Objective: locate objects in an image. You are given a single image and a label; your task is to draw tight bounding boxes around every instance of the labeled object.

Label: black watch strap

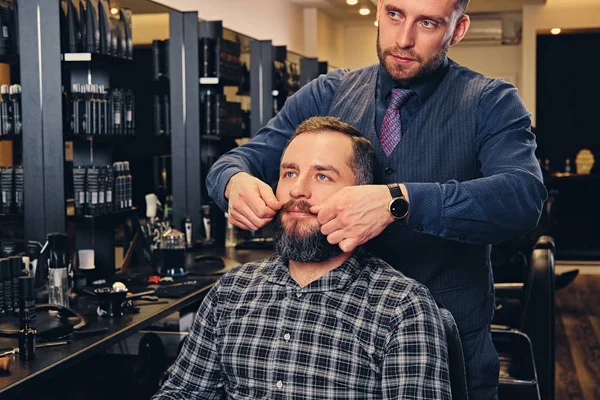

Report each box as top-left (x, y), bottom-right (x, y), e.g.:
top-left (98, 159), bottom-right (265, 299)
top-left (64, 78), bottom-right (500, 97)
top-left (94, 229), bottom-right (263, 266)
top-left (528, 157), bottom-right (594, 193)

top-left (387, 183), bottom-right (402, 198)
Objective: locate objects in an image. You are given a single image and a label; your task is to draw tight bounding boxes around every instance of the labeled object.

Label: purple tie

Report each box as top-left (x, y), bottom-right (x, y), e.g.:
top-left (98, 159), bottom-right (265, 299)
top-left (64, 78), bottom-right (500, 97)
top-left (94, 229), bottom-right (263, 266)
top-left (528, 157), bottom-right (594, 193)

top-left (380, 88), bottom-right (412, 157)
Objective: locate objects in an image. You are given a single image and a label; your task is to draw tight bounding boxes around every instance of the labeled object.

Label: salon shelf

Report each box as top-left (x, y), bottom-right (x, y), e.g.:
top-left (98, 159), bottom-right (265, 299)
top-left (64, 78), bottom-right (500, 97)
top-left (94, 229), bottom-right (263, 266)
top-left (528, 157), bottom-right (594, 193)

top-left (0, 134), bottom-right (21, 141)
top-left (61, 53), bottom-right (132, 64)
top-left (67, 207), bottom-right (138, 222)
top-left (199, 77), bottom-right (239, 87)
top-left (0, 54), bottom-right (19, 65)
top-left (201, 135), bottom-right (221, 141)
top-left (64, 134), bottom-right (135, 143)
top-left (0, 213), bottom-right (24, 222)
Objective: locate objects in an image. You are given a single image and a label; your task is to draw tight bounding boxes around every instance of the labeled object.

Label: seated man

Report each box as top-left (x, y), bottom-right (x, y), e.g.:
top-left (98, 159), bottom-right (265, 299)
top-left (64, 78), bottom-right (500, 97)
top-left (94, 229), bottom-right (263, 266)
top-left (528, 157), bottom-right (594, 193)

top-left (153, 117), bottom-right (450, 399)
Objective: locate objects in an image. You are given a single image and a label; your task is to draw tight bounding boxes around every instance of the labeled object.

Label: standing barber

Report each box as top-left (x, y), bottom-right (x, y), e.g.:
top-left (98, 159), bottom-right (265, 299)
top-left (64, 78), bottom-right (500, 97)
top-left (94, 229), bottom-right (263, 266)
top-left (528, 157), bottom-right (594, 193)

top-left (207, 0), bottom-right (547, 398)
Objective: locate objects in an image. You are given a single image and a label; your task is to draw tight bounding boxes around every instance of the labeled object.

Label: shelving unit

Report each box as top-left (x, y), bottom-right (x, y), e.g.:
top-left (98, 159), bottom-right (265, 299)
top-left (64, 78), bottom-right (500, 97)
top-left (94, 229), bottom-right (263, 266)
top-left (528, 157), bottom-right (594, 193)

top-left (61, 52), bottom-right (132, 63)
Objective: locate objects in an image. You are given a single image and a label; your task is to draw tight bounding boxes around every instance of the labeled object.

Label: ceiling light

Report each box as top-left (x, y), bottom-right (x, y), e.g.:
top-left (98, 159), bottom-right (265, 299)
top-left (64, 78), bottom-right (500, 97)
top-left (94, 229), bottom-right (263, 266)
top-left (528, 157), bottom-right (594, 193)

top-left (374, 20), bottom-right (379, 27)
top-left (551, 28), bottom-right (561, 35)
top-left (110, 7), bottom-right (119, 15)
top-left (359, 7), bottom-right (371, 16)
top-left (346, 0), bottom-right (358, 5)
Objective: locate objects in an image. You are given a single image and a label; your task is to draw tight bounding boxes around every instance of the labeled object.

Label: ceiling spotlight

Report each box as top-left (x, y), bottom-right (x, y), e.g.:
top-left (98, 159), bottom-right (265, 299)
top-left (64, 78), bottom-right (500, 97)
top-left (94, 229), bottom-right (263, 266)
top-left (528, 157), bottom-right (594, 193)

top-left (374, 20), bottom-right (379, 27)
top-left (551, 28), bottom-right (561, 35)
top-left (346, 0), bottom-right (358, 5)
top-left (359, 7), bottom-right (371, 16)
top-left (110, 7), bottom-right (119, 15)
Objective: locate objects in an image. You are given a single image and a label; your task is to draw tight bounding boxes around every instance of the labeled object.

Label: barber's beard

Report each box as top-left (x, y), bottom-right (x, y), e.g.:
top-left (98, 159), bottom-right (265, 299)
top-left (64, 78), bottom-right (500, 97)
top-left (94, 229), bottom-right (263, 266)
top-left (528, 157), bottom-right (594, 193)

top-left (273, 200), bottom-right (343, 263)
top-left (376, 27), bottom-right (449, 86)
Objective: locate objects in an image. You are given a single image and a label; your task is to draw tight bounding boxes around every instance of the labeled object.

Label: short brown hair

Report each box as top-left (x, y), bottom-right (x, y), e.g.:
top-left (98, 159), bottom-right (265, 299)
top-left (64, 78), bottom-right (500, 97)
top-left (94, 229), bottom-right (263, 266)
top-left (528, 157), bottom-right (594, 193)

top-left (284, 116), bottom-right (376, 185)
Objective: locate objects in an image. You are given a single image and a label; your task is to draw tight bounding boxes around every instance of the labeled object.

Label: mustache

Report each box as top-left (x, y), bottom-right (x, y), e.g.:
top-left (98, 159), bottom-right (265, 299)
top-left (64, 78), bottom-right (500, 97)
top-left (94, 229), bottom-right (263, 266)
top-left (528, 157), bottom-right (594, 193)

top-left (282, 200), bottom-right (313, 213)
top-left (382, 47), bottom-right (422, 63)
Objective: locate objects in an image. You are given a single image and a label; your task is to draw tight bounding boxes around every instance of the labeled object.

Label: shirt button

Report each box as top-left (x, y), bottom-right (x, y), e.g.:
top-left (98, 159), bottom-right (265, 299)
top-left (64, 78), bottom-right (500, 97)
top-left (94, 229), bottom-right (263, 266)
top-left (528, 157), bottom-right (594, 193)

top-left (296, 293), bottom-right (302, 298)
top-left (276, 381), bottom-right (283, 388)
top-left (417, 224), bottom-right (424, 232)
top-left (385, 167), bottom-right (394, 175)
top-left (283, 333), bottom-right (291, 342)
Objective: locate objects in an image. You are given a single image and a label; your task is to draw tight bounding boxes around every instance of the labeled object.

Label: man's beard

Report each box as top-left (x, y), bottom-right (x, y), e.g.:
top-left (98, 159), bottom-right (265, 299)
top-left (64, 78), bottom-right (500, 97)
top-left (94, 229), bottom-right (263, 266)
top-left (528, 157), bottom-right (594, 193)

top-left (376, 27), bottom-right (449, 86)
top-left (273, 200), bottom-right (343, 263)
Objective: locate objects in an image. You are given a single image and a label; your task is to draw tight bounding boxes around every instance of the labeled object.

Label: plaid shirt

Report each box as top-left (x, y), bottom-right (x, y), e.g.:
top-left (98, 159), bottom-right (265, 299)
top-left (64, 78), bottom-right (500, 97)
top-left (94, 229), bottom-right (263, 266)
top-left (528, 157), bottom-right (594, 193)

top-left (153, 249), bottom-right (451, 399)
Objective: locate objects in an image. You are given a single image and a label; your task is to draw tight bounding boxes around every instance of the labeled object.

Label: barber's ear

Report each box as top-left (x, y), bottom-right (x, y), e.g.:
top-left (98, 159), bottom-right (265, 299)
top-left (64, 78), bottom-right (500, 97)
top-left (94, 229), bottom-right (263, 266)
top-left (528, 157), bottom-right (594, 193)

top-left (450, 14), bottom-right (470, 46)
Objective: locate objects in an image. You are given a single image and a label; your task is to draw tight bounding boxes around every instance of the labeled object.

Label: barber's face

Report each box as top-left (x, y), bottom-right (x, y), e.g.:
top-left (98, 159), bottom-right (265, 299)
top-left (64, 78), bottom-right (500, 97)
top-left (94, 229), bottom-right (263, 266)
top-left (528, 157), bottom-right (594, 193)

top-left (276, 131), bottom-right (357, 237)
top-left (273, 131), bottom-right (356, 262)
top-left (376, 0), bottom-right (469, 85)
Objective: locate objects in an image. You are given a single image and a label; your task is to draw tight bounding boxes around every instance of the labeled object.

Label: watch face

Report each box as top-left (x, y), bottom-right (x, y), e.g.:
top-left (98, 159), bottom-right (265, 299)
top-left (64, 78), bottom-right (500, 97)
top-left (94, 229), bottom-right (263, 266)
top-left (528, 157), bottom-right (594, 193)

top-left (390, 198), bottom-right (409, 219)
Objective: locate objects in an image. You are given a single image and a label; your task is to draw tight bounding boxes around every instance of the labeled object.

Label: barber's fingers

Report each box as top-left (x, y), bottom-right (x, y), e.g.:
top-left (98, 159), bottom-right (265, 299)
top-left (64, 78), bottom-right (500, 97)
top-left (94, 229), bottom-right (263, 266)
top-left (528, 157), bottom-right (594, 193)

top-left (339, 237), bottom-right (360, 253)
top-left (229, 203), bottom-right (273, 231)
top-left (321, 218), bottom-right (343, 237)
top-left (310, 203), bottom-right (337, 226)
top-left (325, 229), bottom-right (346, 245)
top-left (258, 184), bottom-right (283, 212)
top-left (228, 212), bottom-right (258, 231)
top-left (242, 185), bottom-right (280, 221)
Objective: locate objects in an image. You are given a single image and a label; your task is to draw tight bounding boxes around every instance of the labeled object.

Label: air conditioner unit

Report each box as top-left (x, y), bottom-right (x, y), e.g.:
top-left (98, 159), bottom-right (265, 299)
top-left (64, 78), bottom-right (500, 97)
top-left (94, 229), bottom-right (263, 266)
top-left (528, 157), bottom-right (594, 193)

top-left (462, 19), bottom-right (503, 44)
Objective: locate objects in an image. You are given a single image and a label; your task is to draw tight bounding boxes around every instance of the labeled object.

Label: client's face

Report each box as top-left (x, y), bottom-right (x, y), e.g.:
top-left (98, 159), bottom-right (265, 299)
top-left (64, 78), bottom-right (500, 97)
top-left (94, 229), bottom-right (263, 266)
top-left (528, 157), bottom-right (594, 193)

top-left (274, 131), bottom-right (357, 262)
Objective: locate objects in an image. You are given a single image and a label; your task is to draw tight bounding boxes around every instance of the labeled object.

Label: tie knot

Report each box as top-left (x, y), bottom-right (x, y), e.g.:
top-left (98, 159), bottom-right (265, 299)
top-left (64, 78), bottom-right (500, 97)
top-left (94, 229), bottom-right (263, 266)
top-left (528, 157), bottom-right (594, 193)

top-left (390, 88), bottom-right (413, 109)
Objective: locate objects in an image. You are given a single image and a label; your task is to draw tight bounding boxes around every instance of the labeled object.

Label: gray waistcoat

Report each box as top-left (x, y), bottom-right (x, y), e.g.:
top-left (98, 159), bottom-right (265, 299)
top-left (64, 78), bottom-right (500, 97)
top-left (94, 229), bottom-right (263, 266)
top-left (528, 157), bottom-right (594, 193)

top-left (328, 62), bottom-right (494, 333)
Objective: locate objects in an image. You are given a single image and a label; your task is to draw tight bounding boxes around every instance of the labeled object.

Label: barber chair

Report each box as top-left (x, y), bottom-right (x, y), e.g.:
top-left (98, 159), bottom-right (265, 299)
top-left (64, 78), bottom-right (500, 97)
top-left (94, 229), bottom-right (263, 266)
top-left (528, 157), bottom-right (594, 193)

top-left (492, 235), bottom-right (555, 400)
top-left (438, 305), bottom-right (469, 399)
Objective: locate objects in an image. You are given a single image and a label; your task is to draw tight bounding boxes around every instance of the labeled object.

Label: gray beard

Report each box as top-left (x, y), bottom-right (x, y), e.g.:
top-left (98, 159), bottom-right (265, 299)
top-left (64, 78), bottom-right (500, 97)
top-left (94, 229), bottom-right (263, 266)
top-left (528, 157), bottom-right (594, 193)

top-left (273, 212), bottom-right (343, 263)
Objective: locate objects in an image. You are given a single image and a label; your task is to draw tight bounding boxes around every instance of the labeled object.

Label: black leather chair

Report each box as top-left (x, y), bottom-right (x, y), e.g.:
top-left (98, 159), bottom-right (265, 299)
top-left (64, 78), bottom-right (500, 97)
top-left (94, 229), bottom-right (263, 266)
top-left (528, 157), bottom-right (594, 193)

top-left (438, 305), bottom-right (469, 399)
top-left (493, 328), bottom-right (541, 400)
top-left (493, 235), bottom-right (555, 400)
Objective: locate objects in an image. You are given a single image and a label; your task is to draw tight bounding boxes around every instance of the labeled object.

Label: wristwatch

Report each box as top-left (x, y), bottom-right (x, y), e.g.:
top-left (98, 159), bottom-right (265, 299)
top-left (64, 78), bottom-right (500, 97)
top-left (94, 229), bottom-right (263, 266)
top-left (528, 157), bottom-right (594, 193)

top-left (387, 183), bottom-right (409, 220)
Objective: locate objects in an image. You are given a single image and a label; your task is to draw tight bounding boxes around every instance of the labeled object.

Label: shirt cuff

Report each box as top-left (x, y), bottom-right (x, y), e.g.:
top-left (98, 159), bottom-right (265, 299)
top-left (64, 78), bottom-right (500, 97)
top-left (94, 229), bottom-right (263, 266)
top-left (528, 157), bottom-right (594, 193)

top-left (403, 182), bottom-right (443, 236)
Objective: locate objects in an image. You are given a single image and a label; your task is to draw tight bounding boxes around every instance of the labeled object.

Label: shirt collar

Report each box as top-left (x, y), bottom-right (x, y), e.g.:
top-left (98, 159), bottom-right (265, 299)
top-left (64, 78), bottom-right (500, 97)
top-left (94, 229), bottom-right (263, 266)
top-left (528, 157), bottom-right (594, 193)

top-left (267, 249), bottom-right (367, 292)
top-left (379, 56), bottom-right (449, 103)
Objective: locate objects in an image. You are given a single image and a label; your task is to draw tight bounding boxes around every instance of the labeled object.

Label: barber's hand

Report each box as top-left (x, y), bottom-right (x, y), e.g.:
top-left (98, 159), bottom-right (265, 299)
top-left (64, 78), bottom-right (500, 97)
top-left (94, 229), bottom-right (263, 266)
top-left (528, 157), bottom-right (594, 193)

top-left (225, 172), bottom-right (282, 231)
top-left (310, 185), bottom-right (395, 253)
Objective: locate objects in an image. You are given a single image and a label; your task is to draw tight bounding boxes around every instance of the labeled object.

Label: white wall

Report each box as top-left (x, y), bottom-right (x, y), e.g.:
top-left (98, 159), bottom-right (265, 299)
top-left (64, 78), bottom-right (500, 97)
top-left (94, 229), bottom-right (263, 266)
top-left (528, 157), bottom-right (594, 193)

top-left (132, 14), bottom-right (170, 45)
top-left (448, 44), bottom-right (522, 91)
top-left (343, 25), bottom-right (378, 70)
top-left (303, 9), bottom-right (318, 57)
top-left (152, 0), bottom-right (305, 54)
top-left (522, 0), bottom-right (600, 126)
top-left (316, 11), bottom-right (346, 69)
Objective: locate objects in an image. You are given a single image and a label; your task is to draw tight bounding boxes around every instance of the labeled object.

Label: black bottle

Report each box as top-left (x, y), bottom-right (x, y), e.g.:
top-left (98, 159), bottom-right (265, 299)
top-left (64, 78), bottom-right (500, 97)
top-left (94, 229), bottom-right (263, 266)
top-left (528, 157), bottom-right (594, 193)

top-left (105, 165), bottom-right (114, 212)
top-left (123, 161), bottom-right (132, 208)
top-left (10, 256), bottom-right (21, 312)
top-left (10, 84), bottom-right (21, 136)
top-left (124, 90), bottom-right (134, 135)
top-left (99, 85), bottom-right (108, 135)
top-left (73, 165), bottom-right (86, 215)
top-left (0, 84), bottom-right (11, 136)
top-left (83, 84), bottom-right (92, 135)
top-left (71, 83), bottom-right (81, 135)
top-left (0, 258), bottom-right (5, 317)
top-left (19, 321), bottom-right (36, 361)
top-left (19, 276), bottom-right (36, 330)
top-left (2, 258), bottom-right (11, 313)
top-left (110, 89), bottom-right (123, 135)
top-left (98, 166), bottom-right (106, 214)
